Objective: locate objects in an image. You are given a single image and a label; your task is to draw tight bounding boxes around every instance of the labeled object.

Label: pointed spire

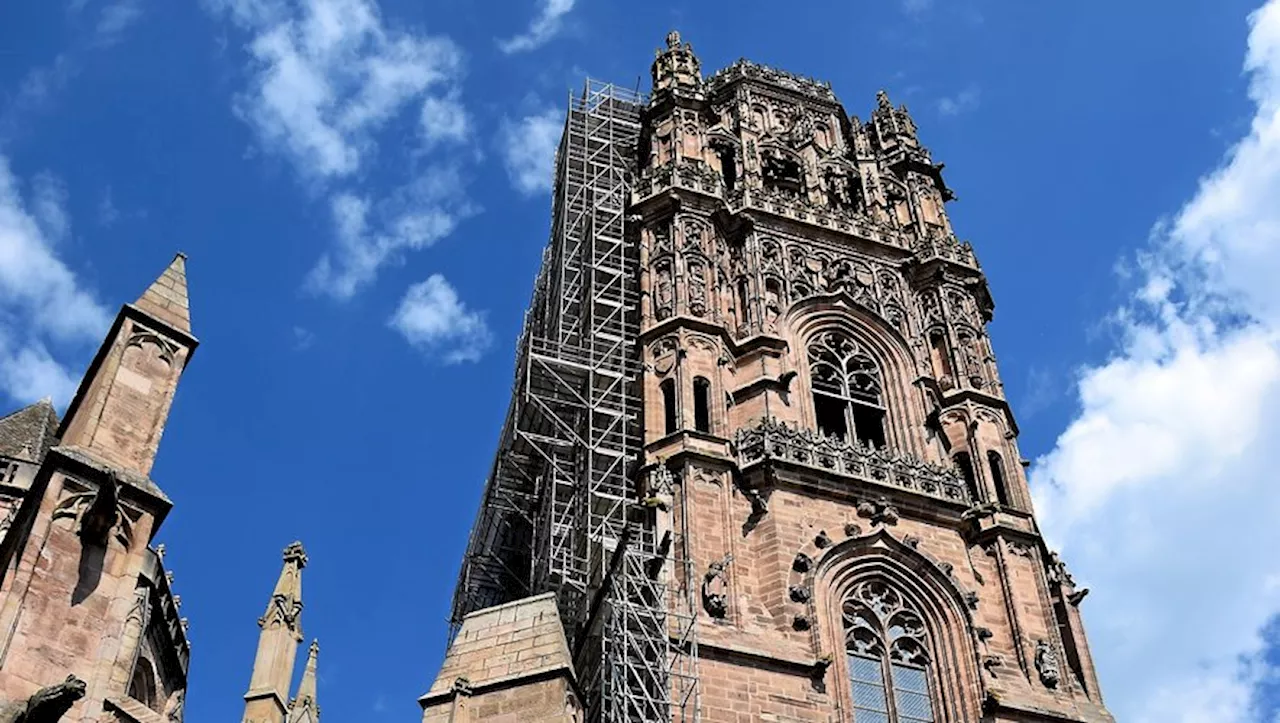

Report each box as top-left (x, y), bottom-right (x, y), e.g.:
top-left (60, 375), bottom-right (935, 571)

top-left (243, 542), bottom-right (308, 723)
top-left (134, 252), bottom-right (191, 335)
top-left (288, 640), bottom-right (320, 723)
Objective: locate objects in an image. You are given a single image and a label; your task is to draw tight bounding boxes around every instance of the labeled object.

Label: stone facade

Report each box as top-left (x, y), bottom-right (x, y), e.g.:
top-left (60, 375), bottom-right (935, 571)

top-left (0, 255), bottom-right (194, 723)
top-left (430, 31), bottom-right (1114, 723)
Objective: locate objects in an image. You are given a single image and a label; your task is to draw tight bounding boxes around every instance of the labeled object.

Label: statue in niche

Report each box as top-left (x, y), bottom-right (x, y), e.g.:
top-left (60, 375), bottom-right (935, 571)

top-left (958, 332), bottom-right (984, 387)
top-left (654, 261), bottom-right (674, 320)
top-left (823, 168), bottom-right (854, 211)
top-left (688, 261), bottom-right (708, 317)
top-left (701, 555), bottom-right (733, 618)
top-left (764, 283), bottom-right (781, 331)
top-left (1035, 640), bottom-right (1062, 689)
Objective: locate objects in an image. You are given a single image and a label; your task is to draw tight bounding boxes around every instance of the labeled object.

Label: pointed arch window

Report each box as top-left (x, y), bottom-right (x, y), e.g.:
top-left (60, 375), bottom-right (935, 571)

top-left (987, 451), bottom-right (1010, 507)
top-left (844, 580), bottom-right (936, 723)
top-left (693, 377), bottom-right (712, 434)
top-left (809, 331), bottom-right (886, 448)
top-left (661, 379), bottom-right (678, 435)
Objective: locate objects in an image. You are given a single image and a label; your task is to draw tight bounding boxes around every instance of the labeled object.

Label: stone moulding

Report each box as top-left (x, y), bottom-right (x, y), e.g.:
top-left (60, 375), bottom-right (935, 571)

top-left (733, 417), bottom-right (970, 504)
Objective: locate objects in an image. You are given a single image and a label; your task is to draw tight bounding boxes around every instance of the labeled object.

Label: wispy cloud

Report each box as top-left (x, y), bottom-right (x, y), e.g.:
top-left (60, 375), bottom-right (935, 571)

top-left (900, 0), bottom-right (932, 18)
top-left (937, 85), bottom-right (980, 116)
top-left (306, 168), bottom-right (476, 300)
top-left (0, 157), bottom-right (110, 406)
top-left (388, 275), bottom-right (491, 364)
top-left (92, 0), bottom-right (144, 48)
top-left (1032, 2), bottom-right (1280, 720)
top-left (2, 1), bottom-right (145, 142)
top-left (207, 0), bottom-right (479, 300)
top-left (498, 0), bottom-right (577, 54)
top-left (499, 107), bottom-right (563, 196)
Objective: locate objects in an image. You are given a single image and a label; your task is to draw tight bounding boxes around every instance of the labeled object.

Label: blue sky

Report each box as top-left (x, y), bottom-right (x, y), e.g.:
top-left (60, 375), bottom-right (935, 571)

top-left (3, 0), bottom-right (1280, 720)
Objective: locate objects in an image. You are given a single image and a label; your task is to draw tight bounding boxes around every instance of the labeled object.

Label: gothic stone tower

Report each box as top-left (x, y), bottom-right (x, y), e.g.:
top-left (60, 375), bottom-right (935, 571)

top-left (428, 32), bottom-right (1113, 723)
top-left (0, 254), bottom-right (194, 723)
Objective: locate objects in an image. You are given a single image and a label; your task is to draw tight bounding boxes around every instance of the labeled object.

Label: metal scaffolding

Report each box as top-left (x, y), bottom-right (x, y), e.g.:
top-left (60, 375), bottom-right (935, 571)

top-left (448, 80), bottom-right (699, 722)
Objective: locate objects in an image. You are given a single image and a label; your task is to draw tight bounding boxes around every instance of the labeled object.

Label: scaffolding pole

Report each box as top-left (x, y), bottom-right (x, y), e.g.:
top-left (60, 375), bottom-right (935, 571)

top-left (448, 80), bottom-right (699, 723)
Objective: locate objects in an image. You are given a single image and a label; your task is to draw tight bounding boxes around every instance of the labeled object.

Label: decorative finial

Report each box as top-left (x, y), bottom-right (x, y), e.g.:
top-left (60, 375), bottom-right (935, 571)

top-left (666, 30), bottom-right (681, 49)
top-left (283, 541), bottom-right (309, 568)
top-left (309, 639), bottom-right (320, 655)
top-left (156, 543), bottom-right (166, 559)
top-left (877, 90), bottom-right (892, 112)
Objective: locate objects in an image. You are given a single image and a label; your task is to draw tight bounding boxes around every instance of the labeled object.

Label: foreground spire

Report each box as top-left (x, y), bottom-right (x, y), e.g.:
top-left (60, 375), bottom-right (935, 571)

top-left (242, 542), bottom-right (307, 723)
top-left (288, 640), bottom-right (320, 723)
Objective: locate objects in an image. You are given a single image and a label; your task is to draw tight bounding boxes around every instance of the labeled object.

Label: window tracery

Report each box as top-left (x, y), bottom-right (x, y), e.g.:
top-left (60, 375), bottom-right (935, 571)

top-left (844, 580), bottom-right (935, 723)
top-left (808, 331), bottom-right (886, 448)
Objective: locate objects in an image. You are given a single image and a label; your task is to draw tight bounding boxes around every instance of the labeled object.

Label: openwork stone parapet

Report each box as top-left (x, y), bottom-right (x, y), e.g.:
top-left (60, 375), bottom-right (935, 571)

top-left (734, 417), bottom-right (970, 504)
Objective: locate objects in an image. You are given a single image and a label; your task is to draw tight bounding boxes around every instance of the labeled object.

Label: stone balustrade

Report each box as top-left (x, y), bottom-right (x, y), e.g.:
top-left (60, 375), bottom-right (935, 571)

top-left (733, 418), bottom-right (970, 505)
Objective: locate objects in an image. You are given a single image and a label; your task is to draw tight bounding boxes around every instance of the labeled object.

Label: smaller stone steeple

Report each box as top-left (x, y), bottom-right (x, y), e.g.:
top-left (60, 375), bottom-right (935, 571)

top-left (58, 252), bottom-right (197, 477)
top-left (288, 640), bottom-right (320, 723)
top-left (242, 542), bottom-right (308, 723)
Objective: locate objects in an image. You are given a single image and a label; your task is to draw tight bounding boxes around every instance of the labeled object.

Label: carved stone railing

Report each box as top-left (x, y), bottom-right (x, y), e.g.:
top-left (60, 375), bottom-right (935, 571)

top-left (913, 233), bottom-right (979, 269)
top-left (734, 418), bottom-right (970, 504)
top-left (727, 188), bottom-right (909, 250)
top-left (707, 59), bottom-right (838, 104)
top-left (638, 158), bottom-right (723, 199)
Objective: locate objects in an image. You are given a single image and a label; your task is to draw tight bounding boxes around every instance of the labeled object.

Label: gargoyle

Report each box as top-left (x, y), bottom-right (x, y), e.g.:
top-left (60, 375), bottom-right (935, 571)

top-left (79, 472), bottom-right (121, 546)
top-left (0, 675), bottom-right (87, 723)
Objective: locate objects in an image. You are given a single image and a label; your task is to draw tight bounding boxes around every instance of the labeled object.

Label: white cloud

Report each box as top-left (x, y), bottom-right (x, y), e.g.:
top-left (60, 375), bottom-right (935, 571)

top-left (499, 107), bottom-right (562, 196)
top-left (420, 95), bottom-right (469, 147)
top-left (93, 0), bottom-right (144, 48)
top-left (1031, 2), bottom-right (1280, 721)
top-left (216, 0), bottom-right (463, 180)
top-left (305, 166), bottom-right (475, 299)
top-left (937, 85), bottom-right (980, 116)
top-left (0, 157), bottom-right (109, 407)
top-left (498, 0), bottom-right (576, 54)
top-left (388, 275), bottom-right (491, 363)
top-left (207, 0), bottom-right (478, 299)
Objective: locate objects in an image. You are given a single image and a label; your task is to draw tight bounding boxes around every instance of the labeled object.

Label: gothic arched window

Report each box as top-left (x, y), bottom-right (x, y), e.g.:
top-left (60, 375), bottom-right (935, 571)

top-left (809, 331), bottom-right (887, 448)
top-left (128, 658), bottom-right (159, 711)
top-left (661, 379), bottom-right (678, 435)
top-left (844, 580), bottom-right (936, 723)
top-left (693, 377), bottom-right (712, 434)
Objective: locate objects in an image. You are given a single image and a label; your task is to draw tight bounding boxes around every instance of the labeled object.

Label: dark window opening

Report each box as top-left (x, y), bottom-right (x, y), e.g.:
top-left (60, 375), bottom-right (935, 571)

top-left (661, 379), bottom-right (677, 435)
top-left (988, 451), bottom-right (1010, 506)
top-left (716, 144), bottom-right (737, 192)
top-left (129, 661), bottom-right (158, 711)
top-left (693, 377), bottom-right (712, 434)
top-left (955, 452), bottom-right (978, 500)
top-left (736, 279), bottom-right (751, 327)
top-left (928, 330), bottom-right (952, 380)
top-left (762, 152), bottom-right (803, 197)
top-left (814, 394), bottom-right (849, 441)
top-left (852, 404), bottom-right (887, 449)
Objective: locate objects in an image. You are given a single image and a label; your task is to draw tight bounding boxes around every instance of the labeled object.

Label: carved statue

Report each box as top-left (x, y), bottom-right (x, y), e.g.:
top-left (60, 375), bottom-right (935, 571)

top-left (0, 675), bottom-right (87, 723)
top-left (688, 262), bottom-right (708, 317)
top-left (654, 261), bottom-right (674, 320)
top-left (1035, 640), bottom-right (1062, 689)
top-left (163, 689), bottom-right (185, 722)
top-left (701, 555), bottom-right (733, 618)
top-left (79, 471), bottom-right (121, 546)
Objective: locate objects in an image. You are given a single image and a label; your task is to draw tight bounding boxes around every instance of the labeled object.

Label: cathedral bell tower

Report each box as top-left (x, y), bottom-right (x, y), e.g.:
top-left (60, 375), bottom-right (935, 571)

top-left (430, 31), bottom-right (1114, 723)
